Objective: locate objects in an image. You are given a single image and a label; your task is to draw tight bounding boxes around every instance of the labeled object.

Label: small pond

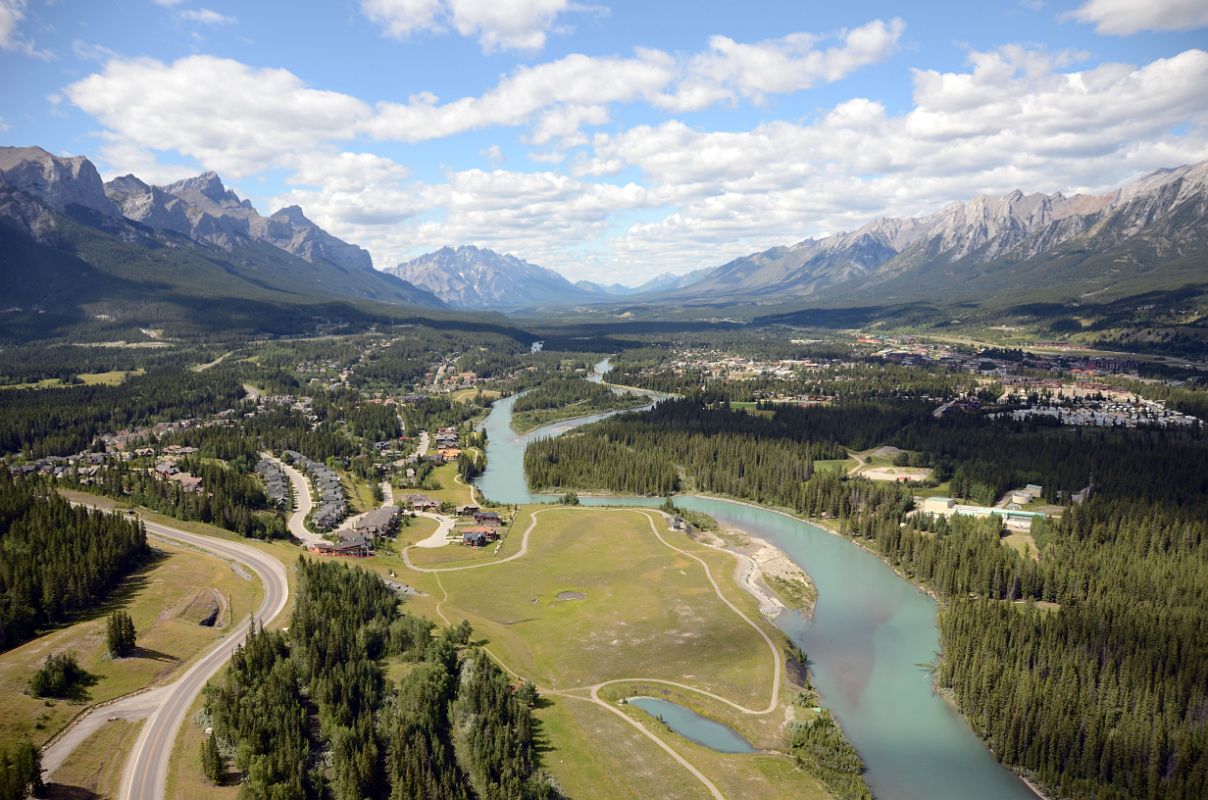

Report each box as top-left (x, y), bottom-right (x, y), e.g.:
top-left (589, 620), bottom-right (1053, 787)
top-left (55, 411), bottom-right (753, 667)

top-left (627, 697), bottom-right (756, 754)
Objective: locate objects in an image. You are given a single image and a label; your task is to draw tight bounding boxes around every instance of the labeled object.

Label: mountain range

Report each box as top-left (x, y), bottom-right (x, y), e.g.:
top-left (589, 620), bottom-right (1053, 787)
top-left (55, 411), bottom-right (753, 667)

top-left (657, 162), bottom-right (1208, 309)
top-left (390, 162), bottom-right (1208, 317)
top-left (0, 146), bottom-right (444, 340)
top-left (2, 143), bottom-right (1206, 339)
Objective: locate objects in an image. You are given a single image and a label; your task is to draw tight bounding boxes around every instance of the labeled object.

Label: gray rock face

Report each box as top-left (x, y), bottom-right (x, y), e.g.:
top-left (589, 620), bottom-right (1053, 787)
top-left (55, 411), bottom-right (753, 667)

top-left (388, 245), bottom-right (593, 309)
top-left (103, 171), bottom-right (374, 270)
top-left (262, 206), bottom-right (373, 272)
top-left (0, 146), bottom-right (120, 218)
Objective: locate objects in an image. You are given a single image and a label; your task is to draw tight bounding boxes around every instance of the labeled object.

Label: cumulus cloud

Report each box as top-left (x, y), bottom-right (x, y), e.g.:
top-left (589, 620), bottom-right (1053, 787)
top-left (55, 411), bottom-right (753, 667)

top-left (367, 50), bottom-right (676, 142)
top-left (62, 41), bottom-right (1208, 283)
top-left (66, 21), bottom-right (900, 164)
top-left (658, 18), bottom-right (904, 110)
top-left (367, 20), bottom-right (901, 144)
top-left (583, 47), bottom-right (1208, 275)
top-left (1067, 0), bottom-right (1208, 35)
top-left (362, 0), bottom-right (592, 52)
top-left (66, 55), bottom-right (371, 178)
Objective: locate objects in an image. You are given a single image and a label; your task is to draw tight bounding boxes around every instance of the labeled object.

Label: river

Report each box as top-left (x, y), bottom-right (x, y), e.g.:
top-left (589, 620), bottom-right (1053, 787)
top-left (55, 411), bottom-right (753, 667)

top-left (474, 360), bottom-right (1038, 800)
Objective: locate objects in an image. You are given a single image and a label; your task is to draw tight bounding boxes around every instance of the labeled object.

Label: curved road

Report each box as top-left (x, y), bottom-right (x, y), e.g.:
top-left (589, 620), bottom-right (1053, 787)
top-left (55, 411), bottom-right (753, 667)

top-left (120, 519), bottom-right (290, 800)
top-left (43, 510), bottom-right (290, 800)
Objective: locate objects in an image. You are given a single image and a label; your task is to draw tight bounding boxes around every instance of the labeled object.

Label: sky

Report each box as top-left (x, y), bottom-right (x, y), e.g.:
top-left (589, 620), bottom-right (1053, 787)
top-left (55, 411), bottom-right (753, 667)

top-left (2, 0), bottom-right (1207, 285)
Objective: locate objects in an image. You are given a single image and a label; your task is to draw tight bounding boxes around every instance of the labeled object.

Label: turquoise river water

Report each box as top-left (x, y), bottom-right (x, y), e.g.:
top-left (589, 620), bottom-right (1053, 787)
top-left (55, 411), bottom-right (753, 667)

top-left (473, 361), bottom-right (1039, 800)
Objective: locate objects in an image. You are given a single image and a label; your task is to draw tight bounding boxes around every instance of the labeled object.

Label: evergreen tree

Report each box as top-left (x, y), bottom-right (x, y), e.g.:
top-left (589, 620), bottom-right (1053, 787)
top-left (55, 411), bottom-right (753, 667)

top-left (107, 610), bottom-right (136, 658)
top-left (201, 732), bottom-right (224, 784)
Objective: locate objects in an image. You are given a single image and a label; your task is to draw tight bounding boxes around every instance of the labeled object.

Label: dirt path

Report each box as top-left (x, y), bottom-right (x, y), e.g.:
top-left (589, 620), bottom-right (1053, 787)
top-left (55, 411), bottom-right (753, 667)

top-left (412, 506), bottom-right (783, 800)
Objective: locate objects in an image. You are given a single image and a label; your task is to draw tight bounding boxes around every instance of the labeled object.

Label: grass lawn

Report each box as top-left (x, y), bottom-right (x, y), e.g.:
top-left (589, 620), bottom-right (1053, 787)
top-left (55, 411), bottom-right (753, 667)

top-left (511, 393), bottom-right (649, 434)
top-left (338, 467), bottom-right (378, 514)
top-left (79, 369), bottom-right (144, 385)
top-left (419, 462), bottom-right (476, 507)
top-left (165, 680), bottom-right (239, 800)
top-left (43, 718), bottom-right (141, 800)
top-left (1002, 530), bottom-right (1040, 560)
top-left (812, 459), bottom-right (855, 476)
top-left (428, 507), bottom-right (776, 707)
top-left (0, 538), bottom-right (263, 752)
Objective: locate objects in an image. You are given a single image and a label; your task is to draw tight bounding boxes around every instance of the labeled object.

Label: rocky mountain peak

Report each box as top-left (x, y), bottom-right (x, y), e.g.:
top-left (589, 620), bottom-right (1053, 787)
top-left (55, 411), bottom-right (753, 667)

top-left (163, 171), bottom-right (244, 208)
top-left (0, 145), bottom-right (120, 218)
top-left (270, 204), bottom-right (309, 224)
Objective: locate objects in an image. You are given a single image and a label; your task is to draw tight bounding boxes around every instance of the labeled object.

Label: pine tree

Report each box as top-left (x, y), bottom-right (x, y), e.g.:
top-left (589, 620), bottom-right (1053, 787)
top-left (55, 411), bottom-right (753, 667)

top-left (106, 610), bottom-right (136, 658)
top-left (201, 733), bottom-right (224, 784)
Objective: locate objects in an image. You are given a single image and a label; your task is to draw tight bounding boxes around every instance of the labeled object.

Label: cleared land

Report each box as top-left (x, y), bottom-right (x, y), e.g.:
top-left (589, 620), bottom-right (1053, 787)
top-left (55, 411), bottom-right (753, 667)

top-left (510, 393), bottom-right (649, 434)
top-left (452, 387), bottom-right (502, 403)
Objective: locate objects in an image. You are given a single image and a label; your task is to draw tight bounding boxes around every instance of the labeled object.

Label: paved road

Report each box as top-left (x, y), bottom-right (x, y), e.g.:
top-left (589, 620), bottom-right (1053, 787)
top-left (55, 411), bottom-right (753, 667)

top-left (117, 519), bottom-right (290, 800)
top-left (262, 454), bottom-right (323, 548)
top-left (413, 511), bottom-right (455, 548)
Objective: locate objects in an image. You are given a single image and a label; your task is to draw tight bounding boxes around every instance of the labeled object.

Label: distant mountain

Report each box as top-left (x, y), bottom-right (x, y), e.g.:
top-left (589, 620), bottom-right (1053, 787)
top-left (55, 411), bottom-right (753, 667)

top-left (575, 279), bottom-right (633, 296)
top-left (656, 162), bottom-right (1208, 308)
top-left (389, 245), bottom-right (604, 309)
top-left (0, 146), bottom-right (445, 339)
top-left (390, 245), bottom-right (718, 309)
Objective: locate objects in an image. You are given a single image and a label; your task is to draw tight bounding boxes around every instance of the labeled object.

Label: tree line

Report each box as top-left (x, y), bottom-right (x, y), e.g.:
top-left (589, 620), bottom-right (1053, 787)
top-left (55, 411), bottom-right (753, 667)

top-left (0, 367), bottom-right (247, 457)
top-left (0, 473), bottom-right (148, 650)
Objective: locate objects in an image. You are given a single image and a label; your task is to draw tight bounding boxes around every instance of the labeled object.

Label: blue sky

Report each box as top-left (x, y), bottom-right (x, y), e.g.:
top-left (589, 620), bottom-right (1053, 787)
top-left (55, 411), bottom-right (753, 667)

top-left (2, 0), bottom-right (1207, 283)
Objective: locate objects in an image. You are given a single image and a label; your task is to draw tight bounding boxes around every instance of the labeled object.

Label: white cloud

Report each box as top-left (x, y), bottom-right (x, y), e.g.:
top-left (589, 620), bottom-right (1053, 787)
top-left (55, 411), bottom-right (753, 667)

top-left (362, 0), bottom-right (591, 52)
top-left (66, 55), bottom-right (371, 178)
top-left (482, 144), bottom-right (506, 165)
top-left (367, 21), bottom-right (900, 144)
top-left (72, 39), bottom-right (119, 62)
top-left (0, 0), bottom-right (51, 58)
top-left (659, 18), bottom-right (904, 110)
top-left (1068, 0), bottom-right (1208, 35)
top-left (366, 50), bottom-right (676, 141)
top-left (0, 0), bottom-right (23, 48)
top-left (180, 8), bottom-right (238, 26)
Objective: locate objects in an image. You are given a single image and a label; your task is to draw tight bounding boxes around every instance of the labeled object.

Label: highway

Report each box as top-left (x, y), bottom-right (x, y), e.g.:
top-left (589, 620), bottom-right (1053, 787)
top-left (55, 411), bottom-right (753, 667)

top-left (42, 511), bottom-right (290, 800)
top-left (120, 519), bottom-right (290, 800)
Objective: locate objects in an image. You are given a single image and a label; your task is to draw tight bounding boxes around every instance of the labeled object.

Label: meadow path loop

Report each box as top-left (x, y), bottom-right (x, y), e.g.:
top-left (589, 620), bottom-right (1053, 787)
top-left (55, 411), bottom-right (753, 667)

top-left (409, 505), bottom-right (785, 800)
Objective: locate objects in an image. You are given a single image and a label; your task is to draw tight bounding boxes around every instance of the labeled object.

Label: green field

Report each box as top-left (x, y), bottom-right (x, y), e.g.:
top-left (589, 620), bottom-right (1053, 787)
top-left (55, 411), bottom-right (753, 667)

top-left (398, 506), bottom-right (830, 800)
top-left (511, 392), bottom-right (649, 433)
